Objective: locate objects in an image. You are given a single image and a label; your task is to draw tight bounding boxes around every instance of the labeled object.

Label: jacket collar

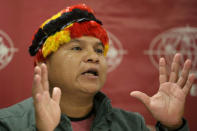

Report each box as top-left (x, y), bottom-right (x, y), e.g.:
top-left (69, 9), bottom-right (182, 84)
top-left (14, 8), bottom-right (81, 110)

top-left (92, 92), bottom-right (113, 124)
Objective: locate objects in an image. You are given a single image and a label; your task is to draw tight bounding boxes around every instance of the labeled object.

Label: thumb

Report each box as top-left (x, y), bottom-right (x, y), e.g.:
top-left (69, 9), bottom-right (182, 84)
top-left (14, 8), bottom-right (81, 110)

top-left (52, 87), bottom-right (61, 104)
top-left (130, 91), bottom-right (150, 107)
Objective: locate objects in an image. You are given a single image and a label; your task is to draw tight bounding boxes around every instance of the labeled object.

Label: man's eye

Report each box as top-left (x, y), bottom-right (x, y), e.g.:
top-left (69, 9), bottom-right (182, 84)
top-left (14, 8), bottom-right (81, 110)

top-left (95, 49), bottom-right (104, 54)
top-left (71, 47), bottom-right (82, 51)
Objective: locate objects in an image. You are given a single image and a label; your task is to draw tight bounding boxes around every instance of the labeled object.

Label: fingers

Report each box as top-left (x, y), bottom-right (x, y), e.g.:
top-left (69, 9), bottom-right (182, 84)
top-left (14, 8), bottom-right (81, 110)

top-left (34, 87), bottom-right (61, 114)
top-left (52, 87), bottom-right (61, 104)
top-left (32, 67), bottom-right (43, 99)
top-left (32, 63), bottom-right (50, 98)
top-left (34, 65), bottom-right (41, 76)
top-left (33, 66), bottom-right (45, 116)
top-left (159, 58), bottom-right (168, 84)
top-left (41, 64), bottom-right (49, 91)
top-left (177, 59), bottom-right (192, 87)
top-left (130, 91), bottom-right (150, 107)
top-left (160, 53), bottom-right (193, 89)
top-left (182, 74), bottom-right (195, 95)
top-left (169, 53), bottom-right (181, 83)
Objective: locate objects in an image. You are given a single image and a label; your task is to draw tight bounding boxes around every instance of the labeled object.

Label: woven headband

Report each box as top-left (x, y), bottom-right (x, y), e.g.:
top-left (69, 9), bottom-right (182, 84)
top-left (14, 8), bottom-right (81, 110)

top-left (29, 8), bottom-right (103, 56)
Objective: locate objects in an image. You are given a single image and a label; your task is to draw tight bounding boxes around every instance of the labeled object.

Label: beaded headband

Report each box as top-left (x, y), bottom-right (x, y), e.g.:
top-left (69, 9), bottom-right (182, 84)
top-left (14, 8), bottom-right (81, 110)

top-left (29, 4), bottom-right (109, 63)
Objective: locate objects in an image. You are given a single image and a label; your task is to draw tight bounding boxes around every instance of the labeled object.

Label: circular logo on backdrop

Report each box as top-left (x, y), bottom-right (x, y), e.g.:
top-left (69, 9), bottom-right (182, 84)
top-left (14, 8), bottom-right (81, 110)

top-left (0, 30), bottom-right (18, 70)
top-left (144, 26), bottom-right (197, 96)
top-left (106, 31), bottom-right (127, 72)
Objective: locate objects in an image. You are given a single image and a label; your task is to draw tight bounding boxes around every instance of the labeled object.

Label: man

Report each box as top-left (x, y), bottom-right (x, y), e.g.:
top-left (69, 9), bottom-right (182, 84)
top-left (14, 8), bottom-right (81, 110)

top-left (0, 4), bottom-right (195, 131)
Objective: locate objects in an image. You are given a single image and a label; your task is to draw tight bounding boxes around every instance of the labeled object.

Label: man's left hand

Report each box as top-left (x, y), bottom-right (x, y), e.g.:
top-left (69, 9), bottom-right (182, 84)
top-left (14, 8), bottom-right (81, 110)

top-left (130, 53), bottom-right (195, 130)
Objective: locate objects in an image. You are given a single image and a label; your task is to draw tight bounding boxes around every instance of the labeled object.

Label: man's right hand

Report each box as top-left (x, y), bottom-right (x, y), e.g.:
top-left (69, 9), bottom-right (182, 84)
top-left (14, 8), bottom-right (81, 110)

top-left (32, 63), bottom-right (61, 131)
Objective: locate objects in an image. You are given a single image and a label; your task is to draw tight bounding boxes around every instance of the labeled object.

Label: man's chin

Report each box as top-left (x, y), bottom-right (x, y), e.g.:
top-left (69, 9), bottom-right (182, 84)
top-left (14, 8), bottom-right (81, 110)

top-left (79, 83), bottom-right (102, 94)
top-left (76, 76), bottom-right (104, 94)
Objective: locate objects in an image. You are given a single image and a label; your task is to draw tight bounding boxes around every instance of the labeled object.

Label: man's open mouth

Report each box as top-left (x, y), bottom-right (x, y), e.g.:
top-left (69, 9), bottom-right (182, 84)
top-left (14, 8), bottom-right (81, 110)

top-left (81, 69), bottom-right (99, 76)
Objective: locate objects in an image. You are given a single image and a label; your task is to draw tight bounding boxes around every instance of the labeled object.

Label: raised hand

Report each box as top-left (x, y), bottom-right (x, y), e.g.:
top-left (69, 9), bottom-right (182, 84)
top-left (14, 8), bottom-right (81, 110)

top-left (32, 63), bottom-right (61, 131)
top-left (130, 53), bottom-right (195, 129)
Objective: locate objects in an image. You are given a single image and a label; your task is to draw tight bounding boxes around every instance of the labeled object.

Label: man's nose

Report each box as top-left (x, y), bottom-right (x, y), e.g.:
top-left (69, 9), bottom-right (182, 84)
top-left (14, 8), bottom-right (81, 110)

top-left (83, 49), bottom-right (99, 64)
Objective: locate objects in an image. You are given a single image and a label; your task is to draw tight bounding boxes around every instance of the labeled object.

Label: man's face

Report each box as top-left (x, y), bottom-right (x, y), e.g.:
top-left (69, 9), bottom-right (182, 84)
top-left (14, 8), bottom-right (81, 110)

top-left (46, 36), bottom-right (107, 95)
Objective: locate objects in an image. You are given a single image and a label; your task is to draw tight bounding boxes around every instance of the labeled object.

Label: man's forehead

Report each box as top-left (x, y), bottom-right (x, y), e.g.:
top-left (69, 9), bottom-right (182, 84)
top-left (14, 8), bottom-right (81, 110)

top-left (70, 36), bottom-right (103, 46)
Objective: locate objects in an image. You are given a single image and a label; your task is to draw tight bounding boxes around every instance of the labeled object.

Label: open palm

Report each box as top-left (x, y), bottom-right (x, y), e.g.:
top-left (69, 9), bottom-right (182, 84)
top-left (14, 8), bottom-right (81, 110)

top-left (32, 64), bottom-right (61, 131)
top-left (130, 53), bottom-right (195, 128)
